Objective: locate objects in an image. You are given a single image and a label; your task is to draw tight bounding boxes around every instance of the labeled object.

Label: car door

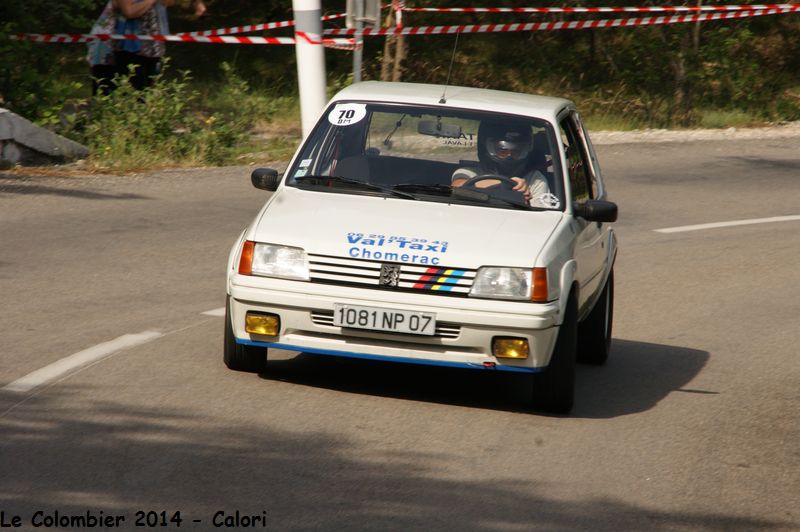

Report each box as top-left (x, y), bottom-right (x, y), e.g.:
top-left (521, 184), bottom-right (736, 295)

top-left (559, 111), bottom-right (606, 312)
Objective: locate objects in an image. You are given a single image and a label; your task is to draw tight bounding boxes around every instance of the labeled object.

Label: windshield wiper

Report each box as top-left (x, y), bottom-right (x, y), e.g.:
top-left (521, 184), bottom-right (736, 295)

top-left (450, 186), bottom-right (541, 210)
top-left (294, 175), bottom-right (416, 200)
top-left (392, 183), bottom-right (453, 196)
top-left (493, 197), bottom-right (546, 210)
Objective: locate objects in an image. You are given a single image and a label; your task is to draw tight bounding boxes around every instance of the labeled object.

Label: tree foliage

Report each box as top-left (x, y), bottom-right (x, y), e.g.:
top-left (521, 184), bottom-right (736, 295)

top-left (2, 0), bottom-right (800, 127)
top-left (378, 1), bottom-right (800, 126)
top-left (0, 0), bottom-right (98, 117)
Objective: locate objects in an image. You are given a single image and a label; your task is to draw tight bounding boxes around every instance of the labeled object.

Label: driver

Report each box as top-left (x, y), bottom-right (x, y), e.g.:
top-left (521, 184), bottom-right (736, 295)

top-left (452, 121), bottom-right (550, 205)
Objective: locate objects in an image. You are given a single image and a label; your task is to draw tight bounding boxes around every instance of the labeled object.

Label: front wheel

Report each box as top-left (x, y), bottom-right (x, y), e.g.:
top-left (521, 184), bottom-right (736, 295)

top-left (531, 292), bottom-right (577, 414)
top-left (224, 297), bottom-right (268, 373)
top-left (577, 269), bottom-right (614, 365)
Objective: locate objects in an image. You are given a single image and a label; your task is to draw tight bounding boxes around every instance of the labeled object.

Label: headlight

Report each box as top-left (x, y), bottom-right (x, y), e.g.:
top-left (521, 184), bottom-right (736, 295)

top-left (470, 267), bottom-right (532, 300)
top-left (239, 241), bottom-right (310, 281)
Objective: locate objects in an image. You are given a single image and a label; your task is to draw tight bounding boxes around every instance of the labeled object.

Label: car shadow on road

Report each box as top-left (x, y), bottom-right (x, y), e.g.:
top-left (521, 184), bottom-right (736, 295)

top-left (724, 155), bottom-right (800, 173)
top-left (0, 382), bottom-right (783, 531)
top-left (572, 339), bottom-right (710, 419)
top-left (0, 174), bottom-right (149, 200)
top-left (258, 338), bottom-right (708, 418)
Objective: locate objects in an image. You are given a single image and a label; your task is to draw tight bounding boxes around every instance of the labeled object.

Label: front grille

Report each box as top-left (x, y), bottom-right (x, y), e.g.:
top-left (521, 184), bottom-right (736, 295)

top-left (310, 310), bottom-right (461, 339)
top-left (307, 253), bottom-right (476, 297)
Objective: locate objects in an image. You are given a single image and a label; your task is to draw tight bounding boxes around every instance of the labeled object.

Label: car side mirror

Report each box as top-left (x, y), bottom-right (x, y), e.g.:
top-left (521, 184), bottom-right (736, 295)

top-left (573, 199), bottom-right (618, 223)
top-left (251, 168), bottom-right (280, 191)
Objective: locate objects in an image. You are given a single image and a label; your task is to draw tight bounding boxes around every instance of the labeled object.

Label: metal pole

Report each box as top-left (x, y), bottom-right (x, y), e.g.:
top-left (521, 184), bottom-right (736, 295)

top-left (292, 0), bottom-right (327, 138)
top-left (353, 0), bottom-right (363, 83)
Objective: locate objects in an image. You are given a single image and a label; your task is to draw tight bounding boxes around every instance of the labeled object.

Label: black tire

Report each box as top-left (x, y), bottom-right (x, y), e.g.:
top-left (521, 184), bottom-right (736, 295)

top-left (224, 297), bottom-right (268, 373)
top-left (577, 269), bottom-right (614, 365)
top-left (531, 291), bottom-right (577, 414)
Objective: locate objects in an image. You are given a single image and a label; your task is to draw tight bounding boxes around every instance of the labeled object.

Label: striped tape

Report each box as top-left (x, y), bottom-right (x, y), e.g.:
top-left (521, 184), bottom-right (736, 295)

top-left (401, 3), bottom-right (800, 14)
top-left (325, 7), bottom-right (800, 36)
top-left (173, 12), bottom-right (346, 37)
top-left (11, 31), bottom-right (358, 48)
top-left (11, 6), bottom-right (799, 46)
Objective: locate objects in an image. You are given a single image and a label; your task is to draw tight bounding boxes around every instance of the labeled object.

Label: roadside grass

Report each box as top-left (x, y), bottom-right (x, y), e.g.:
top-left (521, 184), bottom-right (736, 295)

top-left (583, 113), bottom-right (645, 132)
top-left (235, 95), bottom-right (302, 166)
top-left (43, 70), bottom-right (796, 173)
top-left (49, 62), bottom-right (301, 172)
top-left (585, 108), bottom-right (776, 132)
top-left (695, 109), bottom-right (772, 129)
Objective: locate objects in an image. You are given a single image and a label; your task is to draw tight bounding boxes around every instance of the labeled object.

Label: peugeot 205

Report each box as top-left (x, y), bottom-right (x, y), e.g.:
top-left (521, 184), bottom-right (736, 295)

top-left (224, 81), bottom-right (618, 414)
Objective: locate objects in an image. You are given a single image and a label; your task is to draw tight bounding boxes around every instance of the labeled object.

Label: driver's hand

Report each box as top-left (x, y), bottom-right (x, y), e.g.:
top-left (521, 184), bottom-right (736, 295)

top-left (511, 177), bottom-right (531, 202)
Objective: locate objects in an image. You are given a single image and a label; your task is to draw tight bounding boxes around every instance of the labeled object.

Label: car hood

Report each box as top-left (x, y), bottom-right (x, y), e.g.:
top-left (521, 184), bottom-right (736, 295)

top-left (251, 188), bottom-right (563, 269)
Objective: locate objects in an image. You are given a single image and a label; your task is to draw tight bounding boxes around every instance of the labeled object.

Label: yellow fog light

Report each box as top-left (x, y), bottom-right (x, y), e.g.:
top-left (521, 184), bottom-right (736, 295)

top-left (492, 338), bottom-right (530, 359)
top-left (245, 312), bottom-right (280, 336)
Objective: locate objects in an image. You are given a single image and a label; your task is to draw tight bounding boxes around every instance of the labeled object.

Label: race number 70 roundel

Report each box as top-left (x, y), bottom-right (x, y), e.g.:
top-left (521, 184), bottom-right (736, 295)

top-left (328, 103), bottom-right (367, 126)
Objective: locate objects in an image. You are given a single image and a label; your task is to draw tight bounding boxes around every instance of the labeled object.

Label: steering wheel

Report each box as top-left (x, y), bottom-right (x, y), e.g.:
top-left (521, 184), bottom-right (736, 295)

top-left (458, 173), bottom-right (529, 205)
top-left (462, 174), bottom-right (518, 190)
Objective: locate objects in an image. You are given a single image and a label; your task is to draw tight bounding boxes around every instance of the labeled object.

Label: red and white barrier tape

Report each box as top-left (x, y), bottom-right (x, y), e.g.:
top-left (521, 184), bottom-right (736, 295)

top-left (324, 7), bottom-right (800, 36)
top-left (173, 20), bottom-right (293, 37)
top-left (401, 3), bottom-right (800, 14)
top-left (11, 31), bottom-right (358, 49)
top-left (296, 31), bottom-right (361, 50)
top-left (173, 12), bottom-right (346, 37)
top-left (12, 5), bottom-right (799, 45)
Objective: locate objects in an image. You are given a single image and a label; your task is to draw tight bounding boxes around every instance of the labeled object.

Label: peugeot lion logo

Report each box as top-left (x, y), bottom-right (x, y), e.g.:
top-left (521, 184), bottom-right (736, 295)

top-left (379, 264), bottom-right (401, 288)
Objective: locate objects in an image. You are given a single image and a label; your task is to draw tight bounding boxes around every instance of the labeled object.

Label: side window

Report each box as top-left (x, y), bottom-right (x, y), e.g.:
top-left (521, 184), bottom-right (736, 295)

top-left (573, 113), bottom-right (600, 199)
top-left (559, 117), bottom-right (592, 203)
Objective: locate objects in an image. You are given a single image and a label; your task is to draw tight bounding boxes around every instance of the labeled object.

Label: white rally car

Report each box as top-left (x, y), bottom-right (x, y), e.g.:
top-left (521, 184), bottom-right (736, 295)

top-left (225, 82), bottom-right (617, 413)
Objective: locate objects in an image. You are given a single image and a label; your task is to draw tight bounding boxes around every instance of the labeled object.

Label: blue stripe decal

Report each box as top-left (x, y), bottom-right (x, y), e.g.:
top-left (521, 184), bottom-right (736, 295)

top-left (236, 338), bottom-right (541, 374)
top-left (436, 270), bottom-right (466, 287)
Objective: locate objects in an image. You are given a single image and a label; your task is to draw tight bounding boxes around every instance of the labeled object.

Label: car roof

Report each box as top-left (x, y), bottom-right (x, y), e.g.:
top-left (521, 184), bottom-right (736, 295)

top-left (330, 81), bottom-right (573, 122)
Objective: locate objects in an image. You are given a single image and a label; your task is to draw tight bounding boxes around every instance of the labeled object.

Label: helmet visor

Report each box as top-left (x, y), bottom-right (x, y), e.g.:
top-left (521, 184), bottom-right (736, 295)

top-left (488, 138), bottom-right (531, 162)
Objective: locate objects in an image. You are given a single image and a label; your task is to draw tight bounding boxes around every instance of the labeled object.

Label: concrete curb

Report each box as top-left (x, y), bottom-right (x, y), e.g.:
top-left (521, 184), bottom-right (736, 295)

top-left (590, 122), bottom-right (800, 145)
top-left (0, 108), bottom-right (89, 166)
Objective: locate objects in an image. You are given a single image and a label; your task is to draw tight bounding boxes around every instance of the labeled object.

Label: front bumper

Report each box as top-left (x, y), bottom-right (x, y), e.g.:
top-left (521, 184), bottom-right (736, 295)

top-left (228, 274), bottom-right (561, 372)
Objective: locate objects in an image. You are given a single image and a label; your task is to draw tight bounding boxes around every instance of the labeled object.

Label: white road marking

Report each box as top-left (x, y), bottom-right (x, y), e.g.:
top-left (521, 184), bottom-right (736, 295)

top-left (654, 215), bottom-right (800, 234)
top-left (1, 331), bottom-right (163, 394)
top-left (202, 307), bottom-right (225, 317)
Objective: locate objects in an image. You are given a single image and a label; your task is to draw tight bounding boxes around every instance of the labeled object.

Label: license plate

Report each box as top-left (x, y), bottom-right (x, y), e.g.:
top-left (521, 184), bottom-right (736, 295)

top-left (333, 304), bottom-right (436, 336)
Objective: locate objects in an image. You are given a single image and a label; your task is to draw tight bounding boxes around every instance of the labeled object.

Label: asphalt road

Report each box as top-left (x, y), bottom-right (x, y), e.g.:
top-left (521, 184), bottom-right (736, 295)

top-left (1, 138), bottom-right (798, 530)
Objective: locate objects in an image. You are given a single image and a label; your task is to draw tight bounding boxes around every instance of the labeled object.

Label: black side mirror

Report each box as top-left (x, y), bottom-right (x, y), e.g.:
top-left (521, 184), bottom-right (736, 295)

top-left (573, 199), bottom-right (618, 223)
top-left (251, 168), bottom-right (280, 191)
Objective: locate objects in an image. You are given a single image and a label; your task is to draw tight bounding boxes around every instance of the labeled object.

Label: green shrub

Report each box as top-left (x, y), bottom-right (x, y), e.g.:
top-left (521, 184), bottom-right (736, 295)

top-left (193, 62), bottom-right (278, 165)
top-left (75, 66), bottom-right (196, 170)
top-left (54, 61), bottom-right (279, 170)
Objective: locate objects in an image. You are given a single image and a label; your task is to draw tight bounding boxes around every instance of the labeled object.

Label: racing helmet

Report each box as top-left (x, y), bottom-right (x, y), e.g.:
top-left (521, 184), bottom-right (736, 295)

top-left (478, 121), bottom-right (533, 176)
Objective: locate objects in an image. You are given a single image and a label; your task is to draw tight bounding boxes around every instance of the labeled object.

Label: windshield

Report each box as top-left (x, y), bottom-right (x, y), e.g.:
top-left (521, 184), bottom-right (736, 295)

top-left (285, 102), bottom-right (564, 211)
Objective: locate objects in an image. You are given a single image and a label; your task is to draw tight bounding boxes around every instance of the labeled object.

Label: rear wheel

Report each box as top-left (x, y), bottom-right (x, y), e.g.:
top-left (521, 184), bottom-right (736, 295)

top-left (531, 291), bottom-right (577, 414)
top-left (224, 297), bottom-right (268, 373)
top-left (577, 269), bottom-right (614, 365)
